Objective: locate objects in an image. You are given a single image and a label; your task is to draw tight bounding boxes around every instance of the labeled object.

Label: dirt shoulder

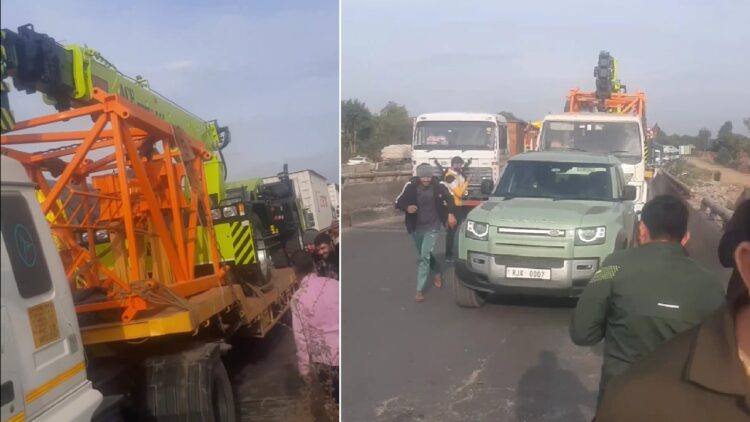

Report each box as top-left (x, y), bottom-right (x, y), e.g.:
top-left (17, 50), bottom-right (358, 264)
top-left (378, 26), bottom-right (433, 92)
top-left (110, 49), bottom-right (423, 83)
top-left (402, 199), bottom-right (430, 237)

top-left (686, 157), bottom-right (750, 187)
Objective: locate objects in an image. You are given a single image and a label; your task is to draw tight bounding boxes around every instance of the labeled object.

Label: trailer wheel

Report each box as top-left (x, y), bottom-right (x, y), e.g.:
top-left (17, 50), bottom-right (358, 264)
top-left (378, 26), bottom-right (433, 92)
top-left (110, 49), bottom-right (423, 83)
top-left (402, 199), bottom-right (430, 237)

top-left (451, 267), bottom-right (486, 308)
top-left (142, 343), bottom-right (237, 422)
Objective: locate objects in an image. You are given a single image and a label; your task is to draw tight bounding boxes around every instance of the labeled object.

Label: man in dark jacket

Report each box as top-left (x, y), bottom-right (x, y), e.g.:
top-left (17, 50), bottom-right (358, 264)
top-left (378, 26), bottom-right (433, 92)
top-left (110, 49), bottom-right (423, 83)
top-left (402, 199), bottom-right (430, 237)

top-left (570, 195), bottom-right (725, 404)
top-left (314, 232), bottom-right (339, 280)
top-left (395, 163), bottom-right (457, 302)
top-left (596, 199), bottom-right (750, 421)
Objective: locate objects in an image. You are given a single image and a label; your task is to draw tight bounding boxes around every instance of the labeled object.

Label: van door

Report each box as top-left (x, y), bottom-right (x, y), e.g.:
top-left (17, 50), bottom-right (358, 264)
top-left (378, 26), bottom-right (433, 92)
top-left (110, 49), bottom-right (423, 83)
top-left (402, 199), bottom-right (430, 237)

top-left (0, 188), bottom-right (92, 419)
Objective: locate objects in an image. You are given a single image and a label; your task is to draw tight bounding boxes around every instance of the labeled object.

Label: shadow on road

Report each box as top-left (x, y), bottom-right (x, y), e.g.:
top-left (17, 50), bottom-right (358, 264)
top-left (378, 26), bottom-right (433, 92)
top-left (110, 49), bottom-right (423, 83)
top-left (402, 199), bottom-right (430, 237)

top-left (516, 351), bottom-right (596, 422)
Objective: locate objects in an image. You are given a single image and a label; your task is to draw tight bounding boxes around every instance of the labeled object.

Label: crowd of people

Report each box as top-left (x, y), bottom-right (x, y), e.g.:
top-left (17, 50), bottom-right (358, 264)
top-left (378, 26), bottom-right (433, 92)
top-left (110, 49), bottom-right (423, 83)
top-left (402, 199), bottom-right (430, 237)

top-left (395, 156), bottom-right (749, 419)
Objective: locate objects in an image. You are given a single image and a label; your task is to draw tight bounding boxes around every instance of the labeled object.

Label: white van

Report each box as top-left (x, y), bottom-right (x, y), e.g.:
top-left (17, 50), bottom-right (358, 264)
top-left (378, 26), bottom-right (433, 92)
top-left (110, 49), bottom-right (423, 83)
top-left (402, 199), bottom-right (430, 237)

top-left (1, 156), bottom-right (102, 421)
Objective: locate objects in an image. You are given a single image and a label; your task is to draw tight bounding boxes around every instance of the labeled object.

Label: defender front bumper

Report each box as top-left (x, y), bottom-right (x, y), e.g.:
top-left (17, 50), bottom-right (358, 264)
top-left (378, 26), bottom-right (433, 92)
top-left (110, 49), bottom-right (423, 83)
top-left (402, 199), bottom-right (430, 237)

top-left (455, 252), bottom-right (600, 297)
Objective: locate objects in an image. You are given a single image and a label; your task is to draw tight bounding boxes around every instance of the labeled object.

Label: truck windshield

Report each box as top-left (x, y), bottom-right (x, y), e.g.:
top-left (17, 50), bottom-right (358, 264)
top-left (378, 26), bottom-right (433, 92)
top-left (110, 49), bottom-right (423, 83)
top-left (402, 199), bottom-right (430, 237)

top-left (540, 121), bottom-right (642, 164)
top-left (493, 161), bottom-right (617, 201)
top-left (414, 121), bottom-right (496, 150)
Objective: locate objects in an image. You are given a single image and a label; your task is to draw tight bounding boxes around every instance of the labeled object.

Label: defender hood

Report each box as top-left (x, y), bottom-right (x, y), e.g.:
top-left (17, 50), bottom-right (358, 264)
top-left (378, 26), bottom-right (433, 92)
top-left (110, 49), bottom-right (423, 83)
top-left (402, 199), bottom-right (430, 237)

top-left (469, 197), bottom-right (622, 229)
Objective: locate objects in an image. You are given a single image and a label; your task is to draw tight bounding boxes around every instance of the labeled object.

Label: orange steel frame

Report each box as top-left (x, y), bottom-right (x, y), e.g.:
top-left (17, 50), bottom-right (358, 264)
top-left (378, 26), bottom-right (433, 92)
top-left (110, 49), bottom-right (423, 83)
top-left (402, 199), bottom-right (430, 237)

top-left (1, 89), bottom-right (227, 323)
top-left (566, 89), bottom-right (647, 118)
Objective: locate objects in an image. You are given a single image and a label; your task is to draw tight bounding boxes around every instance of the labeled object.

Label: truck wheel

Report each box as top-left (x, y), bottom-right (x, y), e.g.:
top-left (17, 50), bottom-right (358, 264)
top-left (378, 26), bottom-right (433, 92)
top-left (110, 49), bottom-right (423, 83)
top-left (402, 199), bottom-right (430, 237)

top-left (450, 267), bottom-right (486, 308)
top-left (250, 214), bottom-right (273, 283)
top-left (142, 343), bottom-right (237, 422)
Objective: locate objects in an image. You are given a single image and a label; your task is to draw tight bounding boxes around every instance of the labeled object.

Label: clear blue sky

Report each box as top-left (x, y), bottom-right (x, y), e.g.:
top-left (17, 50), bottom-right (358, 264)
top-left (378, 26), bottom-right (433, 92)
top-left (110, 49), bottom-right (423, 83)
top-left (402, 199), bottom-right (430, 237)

top-left (343, 0), bottom-right (750, 136)
top-left (2, 0), bottom-right (339, 181)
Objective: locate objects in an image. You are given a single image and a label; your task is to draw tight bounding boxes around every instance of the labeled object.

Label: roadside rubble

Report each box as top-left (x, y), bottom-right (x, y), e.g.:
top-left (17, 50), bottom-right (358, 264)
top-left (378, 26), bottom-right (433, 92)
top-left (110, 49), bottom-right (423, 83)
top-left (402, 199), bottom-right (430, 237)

top-left (668, 159), bottom-right (748, 211)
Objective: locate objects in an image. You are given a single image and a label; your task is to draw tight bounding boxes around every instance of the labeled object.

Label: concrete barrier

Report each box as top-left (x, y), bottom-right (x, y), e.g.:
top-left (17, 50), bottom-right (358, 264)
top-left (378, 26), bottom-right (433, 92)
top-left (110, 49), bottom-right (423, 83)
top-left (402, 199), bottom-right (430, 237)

top-left (662, 170), bottom-right (692, 197)
top-left (342, 174), bottom-right (411, 227)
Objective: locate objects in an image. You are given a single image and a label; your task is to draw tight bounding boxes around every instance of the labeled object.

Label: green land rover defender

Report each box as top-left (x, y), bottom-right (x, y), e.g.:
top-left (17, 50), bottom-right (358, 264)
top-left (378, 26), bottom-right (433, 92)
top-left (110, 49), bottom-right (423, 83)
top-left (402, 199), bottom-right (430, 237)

top-left (453, 151), bottom-right (638, 307)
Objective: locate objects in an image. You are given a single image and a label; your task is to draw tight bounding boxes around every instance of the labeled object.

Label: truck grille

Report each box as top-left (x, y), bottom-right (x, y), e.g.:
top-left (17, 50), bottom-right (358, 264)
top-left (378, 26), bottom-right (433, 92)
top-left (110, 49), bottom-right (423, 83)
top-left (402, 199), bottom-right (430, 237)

top-left (466, 167), bottom-right (493, 185)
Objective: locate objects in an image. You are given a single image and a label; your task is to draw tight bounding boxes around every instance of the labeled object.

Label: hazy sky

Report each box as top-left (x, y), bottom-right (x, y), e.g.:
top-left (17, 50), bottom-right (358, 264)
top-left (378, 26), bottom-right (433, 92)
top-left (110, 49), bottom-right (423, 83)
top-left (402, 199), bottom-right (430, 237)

top-left (343, 0), bottom-right (750, 136)
top-left (2, 0), bottom-right (339, 181)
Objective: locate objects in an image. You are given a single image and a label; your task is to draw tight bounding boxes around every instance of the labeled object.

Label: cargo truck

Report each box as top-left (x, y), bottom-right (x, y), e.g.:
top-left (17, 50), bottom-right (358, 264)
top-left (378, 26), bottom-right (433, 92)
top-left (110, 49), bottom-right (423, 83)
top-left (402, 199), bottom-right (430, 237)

top-left (262, 170), bottom-right (334, 232)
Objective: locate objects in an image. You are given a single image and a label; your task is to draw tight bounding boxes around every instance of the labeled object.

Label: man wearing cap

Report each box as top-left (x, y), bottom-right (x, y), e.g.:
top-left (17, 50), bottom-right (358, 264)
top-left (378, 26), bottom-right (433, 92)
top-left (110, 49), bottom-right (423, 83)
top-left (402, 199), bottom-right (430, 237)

top-left (302, 229), bottom-right (320, 253)
top-left (570, 195), bottom-right (725, 405)
top-left (596, 199), bottom-right (750, 421)
top-left (395, 163), bottom-right (457, 302)
top-left (443, 156), bottom-right (471, 261)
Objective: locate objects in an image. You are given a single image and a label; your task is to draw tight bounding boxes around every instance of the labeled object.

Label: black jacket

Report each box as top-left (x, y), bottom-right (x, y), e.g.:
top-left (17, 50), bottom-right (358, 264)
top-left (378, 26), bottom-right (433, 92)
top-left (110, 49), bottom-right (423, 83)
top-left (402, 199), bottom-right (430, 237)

top-left (394, 177), bottom-right (457, 233)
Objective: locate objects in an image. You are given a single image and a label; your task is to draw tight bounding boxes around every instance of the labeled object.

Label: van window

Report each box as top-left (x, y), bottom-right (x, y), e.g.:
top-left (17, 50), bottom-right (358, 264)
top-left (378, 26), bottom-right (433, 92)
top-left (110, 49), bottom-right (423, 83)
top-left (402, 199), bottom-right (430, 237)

top-left (1, 191), bottom-right (53, 298)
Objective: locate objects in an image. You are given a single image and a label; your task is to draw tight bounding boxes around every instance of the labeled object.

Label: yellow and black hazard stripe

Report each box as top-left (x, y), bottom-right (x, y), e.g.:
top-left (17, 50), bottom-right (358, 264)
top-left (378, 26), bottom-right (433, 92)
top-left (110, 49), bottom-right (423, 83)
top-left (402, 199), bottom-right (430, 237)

top-left (230, 220), bottom-right (257, 266)
top-left (1, 84), bottom-right (15, 133)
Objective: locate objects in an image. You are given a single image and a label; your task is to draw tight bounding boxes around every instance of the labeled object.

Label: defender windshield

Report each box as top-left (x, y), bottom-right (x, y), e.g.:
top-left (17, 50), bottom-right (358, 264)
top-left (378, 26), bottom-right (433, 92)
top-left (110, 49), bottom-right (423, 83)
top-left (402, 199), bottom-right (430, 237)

top-left (540, 121), bottom-right (642, 164)
top-left (414, 121), bottom-right (496, 150)
top-left (493, 161), bottom-right (617, 201)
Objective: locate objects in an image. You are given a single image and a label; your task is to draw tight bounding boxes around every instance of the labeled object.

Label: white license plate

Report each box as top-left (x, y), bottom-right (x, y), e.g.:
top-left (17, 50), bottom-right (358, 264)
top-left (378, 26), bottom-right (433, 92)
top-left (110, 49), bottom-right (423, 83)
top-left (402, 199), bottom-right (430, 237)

top-left (505, 267), bottom-right (551, 280)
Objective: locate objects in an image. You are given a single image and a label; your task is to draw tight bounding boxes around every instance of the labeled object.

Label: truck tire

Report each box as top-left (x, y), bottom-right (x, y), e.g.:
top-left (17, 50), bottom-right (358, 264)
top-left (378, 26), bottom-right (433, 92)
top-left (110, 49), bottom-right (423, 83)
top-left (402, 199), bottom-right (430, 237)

top-left (250, 214), bottom-right (273, 283)
top-left (142, 343), bottom-right (237, 422)
top-left (450, 266), bottom-right (485, 308)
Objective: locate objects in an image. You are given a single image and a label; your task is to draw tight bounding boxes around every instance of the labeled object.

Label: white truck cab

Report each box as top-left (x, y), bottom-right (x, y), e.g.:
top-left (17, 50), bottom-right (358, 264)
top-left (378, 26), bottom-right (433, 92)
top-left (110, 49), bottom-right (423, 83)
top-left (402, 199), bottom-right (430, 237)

top-left (1, 156), bottom-right (102, 422)
top-left (412, 112), bottom-right (507, 203)
top-left (537, 113), bottom-right (648, 213)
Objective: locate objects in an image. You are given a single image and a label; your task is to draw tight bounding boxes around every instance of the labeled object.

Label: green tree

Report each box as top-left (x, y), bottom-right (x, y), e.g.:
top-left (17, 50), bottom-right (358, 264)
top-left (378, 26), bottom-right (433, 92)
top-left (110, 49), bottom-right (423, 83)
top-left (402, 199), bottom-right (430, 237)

top-left (718, 120), bottom-right (733, 140)
top-left (341, 99), bottom-right (372, 159)
top-left (371, 102), bottom-right (412, 158)
top-left (716, 146), bottom-right (733, 166)
top-left (744, 117), bottom-right (750, 134)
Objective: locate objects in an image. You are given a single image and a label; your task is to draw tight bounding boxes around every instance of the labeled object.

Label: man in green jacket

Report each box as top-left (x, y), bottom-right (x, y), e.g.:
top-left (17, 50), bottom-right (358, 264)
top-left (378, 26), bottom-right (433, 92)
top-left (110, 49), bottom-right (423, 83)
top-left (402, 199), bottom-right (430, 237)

top-left (570, 195), bottom-right (725, 404)
top-left (596, 199), bottom-right (750, 421)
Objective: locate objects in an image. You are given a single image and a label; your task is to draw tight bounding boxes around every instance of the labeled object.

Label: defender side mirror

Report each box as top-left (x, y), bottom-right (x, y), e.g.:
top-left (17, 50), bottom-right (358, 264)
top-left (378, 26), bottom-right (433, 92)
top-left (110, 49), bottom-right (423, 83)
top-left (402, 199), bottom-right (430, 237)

top-left (622, 186), bottom-right (637, 201)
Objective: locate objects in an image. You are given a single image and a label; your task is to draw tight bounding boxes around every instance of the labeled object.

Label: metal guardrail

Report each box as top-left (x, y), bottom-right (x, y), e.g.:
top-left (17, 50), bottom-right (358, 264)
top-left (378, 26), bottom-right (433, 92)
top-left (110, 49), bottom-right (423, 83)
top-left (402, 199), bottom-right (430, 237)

top-left (662, 170), bottom-right (692, 197)
top-left (700, 198), bottom-right (733, 226)
top-left (342, 171), bottom-right (412, 180)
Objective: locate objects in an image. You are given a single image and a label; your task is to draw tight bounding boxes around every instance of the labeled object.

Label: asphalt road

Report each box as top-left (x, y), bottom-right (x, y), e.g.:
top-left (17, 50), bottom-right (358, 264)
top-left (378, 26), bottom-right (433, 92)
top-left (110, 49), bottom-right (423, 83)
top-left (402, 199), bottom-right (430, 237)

top-left (341, 175), bottom-right (731, 422)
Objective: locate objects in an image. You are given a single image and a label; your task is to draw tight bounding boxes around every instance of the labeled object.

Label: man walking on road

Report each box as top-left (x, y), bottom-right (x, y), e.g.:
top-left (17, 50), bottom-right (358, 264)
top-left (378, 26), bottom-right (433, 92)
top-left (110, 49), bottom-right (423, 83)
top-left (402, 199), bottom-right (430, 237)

top-left (596, 199), bottom-right (750, 421)
top-left (396, 163), bottom-right (457, 302)
top-left (444, 156), bottom-right (471, 261)
top-left (570, 194), bottom-right (725, 404)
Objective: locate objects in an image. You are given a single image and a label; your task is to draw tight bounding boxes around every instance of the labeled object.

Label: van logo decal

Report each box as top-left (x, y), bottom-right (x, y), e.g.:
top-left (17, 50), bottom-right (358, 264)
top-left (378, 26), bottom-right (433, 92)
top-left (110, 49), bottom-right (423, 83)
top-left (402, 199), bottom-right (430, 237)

top-left (14, 224), bottom-right (37, 267)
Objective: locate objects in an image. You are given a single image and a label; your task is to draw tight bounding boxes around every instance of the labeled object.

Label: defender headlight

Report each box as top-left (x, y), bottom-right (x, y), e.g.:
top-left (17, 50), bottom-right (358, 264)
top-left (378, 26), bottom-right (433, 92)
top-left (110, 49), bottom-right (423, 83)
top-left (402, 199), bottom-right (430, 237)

top-left (79, 229), bottom-right (110, 245)
top-left (466, 220), bottom-right (489, 241)
top-left (94, 229), bottom-right (109, 242)
top-left (211, 208), bottom-right (222, 220)
top-left (222, 206), bottom-right (238, 218)
top-left (575, 226), bottom-right (606, 245)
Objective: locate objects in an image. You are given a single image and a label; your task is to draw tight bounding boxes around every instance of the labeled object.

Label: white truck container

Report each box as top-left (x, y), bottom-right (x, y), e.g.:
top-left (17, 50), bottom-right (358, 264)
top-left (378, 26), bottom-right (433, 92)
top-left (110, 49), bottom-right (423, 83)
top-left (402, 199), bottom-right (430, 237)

top-left (328, 183), bottom-right (340, 219)
top-left (381, 144), bottom-right (412, 162)
top-left (679, 145), bottom-right (693, 155)
top-left (263, 170), bottom-right (334, 232)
